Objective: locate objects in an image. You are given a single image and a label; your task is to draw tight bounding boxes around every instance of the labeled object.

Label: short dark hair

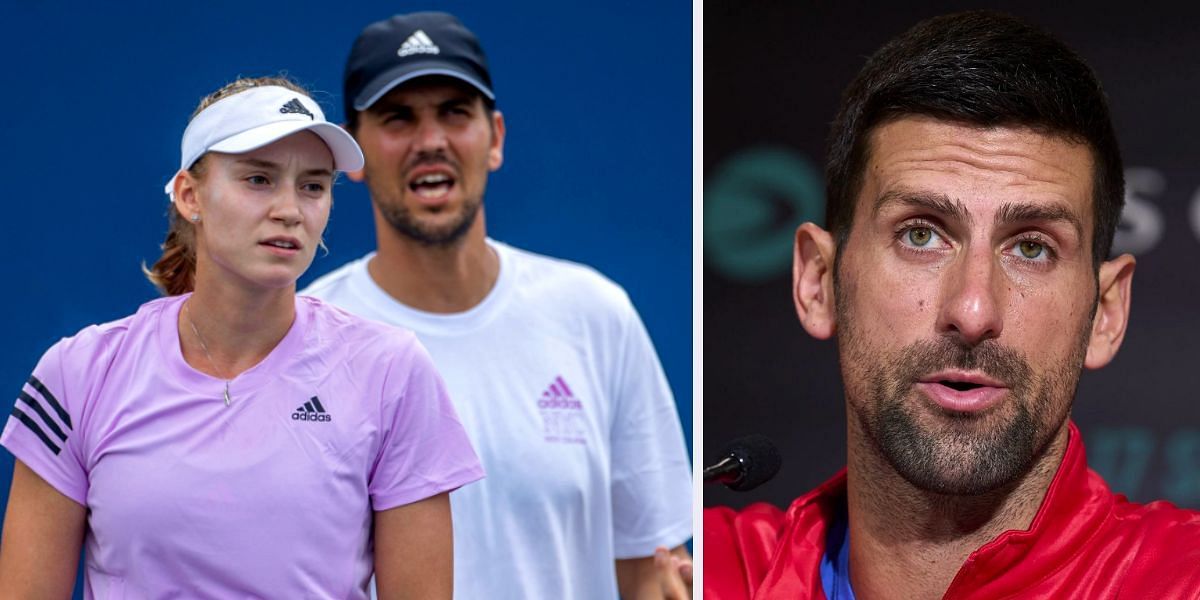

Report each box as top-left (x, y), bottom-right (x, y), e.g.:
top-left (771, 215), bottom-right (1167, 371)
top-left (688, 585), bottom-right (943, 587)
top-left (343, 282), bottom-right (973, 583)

top-left (344, 76), bottom-right (496, 133)
top-left (825, 10), bottom-right (1124, 268)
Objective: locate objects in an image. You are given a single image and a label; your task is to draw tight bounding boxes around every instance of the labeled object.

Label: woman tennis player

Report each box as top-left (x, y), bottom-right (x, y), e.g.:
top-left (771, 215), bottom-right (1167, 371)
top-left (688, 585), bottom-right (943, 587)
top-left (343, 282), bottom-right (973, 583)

top-left (0, 76), bottom-right (482, 598)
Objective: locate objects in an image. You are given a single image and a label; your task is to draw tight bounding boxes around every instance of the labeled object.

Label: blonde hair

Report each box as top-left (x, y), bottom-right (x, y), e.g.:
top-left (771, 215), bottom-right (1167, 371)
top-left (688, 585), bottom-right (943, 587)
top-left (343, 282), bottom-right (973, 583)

top-left (144, 76), bottom-right (311, 295)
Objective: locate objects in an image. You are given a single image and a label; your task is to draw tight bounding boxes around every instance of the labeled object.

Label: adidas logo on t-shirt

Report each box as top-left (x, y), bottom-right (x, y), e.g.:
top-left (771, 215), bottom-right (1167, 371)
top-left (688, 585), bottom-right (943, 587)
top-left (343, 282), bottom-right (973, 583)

top-left (398, 30), bottom-right (440, 57)
top-left (292, 396), bottom-right (331, 422)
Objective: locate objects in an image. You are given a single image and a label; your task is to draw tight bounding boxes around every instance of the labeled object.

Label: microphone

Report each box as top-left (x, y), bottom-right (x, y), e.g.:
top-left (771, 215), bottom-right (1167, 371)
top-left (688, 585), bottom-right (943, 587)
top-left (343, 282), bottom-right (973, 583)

top-left (704, 434), bottom-right (782, 491)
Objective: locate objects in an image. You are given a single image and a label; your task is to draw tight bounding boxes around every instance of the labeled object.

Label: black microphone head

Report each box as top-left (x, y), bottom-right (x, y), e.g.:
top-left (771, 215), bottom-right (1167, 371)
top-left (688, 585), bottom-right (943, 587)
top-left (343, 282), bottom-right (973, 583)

top-left (720, 434), bottom-right (782, 492)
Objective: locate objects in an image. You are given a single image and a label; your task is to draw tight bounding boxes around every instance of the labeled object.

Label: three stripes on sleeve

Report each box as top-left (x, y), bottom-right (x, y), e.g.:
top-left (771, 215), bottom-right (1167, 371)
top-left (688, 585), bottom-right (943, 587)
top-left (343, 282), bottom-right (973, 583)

top-left (12, 376), bottom-right (72, 455)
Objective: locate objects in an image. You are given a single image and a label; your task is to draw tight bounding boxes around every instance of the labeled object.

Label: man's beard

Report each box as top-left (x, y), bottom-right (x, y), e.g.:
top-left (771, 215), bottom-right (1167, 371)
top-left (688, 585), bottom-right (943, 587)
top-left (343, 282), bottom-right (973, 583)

top-left (367, 151), bottom-right (482, 247)
top-left (838, 297), bottom-right (1090, 496)
top-left (375, 194), bottom-right (481, 247)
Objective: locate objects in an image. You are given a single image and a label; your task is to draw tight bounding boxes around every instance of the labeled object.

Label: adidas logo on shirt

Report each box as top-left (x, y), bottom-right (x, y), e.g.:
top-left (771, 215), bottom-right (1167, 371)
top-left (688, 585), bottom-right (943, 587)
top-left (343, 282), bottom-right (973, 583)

top-left (537, 375), bottom-right (586, 445)
top-left (397, 30), bottom-right (440, 57)
top-left (292, 396), bottom-right (331, 422)
top-left (536, 375), bottom-right (583, 410)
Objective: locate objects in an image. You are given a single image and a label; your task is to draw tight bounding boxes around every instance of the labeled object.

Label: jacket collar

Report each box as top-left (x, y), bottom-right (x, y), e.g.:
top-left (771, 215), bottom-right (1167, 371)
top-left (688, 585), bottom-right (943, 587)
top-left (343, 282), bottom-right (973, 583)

top-left (945, 421), bottom-right (1111, 596)
top-left (758, 421), bottom-right (1108, 598)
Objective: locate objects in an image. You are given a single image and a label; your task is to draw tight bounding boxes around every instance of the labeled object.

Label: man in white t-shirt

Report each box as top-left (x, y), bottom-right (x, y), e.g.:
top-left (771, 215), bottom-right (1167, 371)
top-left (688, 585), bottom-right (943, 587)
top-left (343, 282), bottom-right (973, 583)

top-left (303, 11), bottom-right (693, 599)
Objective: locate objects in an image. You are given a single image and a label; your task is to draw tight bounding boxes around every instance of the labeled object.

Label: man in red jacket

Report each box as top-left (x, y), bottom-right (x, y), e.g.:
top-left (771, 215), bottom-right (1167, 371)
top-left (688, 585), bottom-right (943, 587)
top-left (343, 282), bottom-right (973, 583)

top-left (705, 10), bottom-right (1200, 600)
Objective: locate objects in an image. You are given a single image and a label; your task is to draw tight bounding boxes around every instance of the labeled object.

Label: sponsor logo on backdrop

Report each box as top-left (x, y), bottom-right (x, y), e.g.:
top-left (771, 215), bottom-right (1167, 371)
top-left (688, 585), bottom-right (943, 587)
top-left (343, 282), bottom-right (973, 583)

top-left (1113, 166), bottom-right (1200, 256)
top-left (704, 147), bottom-right (824, 282)
top-left (1114, 167), bottom-right (1165, 255)
top-left (1089, 427), bottom-right (1200, 508)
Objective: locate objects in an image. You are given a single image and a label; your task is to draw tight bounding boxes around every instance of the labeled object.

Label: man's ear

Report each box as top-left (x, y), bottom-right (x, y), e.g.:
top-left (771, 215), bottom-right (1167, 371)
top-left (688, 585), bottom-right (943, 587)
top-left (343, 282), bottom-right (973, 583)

top-left (342, 122), bottom-right (366, 182)
top-left (1084, 253), bottom-right (1136, 369)
top-left (488, 109), bottom-right (505, 172)
top-left (794, 222), bottom-right (838, 339)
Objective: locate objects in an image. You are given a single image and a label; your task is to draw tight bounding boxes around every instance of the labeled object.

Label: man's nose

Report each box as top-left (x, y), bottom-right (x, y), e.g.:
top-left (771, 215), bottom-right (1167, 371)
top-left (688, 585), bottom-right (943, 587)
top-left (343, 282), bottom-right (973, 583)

top-left (413, 117), bottom-right (449, 151)
top-left (936, 244), bottom-right (1005, 346)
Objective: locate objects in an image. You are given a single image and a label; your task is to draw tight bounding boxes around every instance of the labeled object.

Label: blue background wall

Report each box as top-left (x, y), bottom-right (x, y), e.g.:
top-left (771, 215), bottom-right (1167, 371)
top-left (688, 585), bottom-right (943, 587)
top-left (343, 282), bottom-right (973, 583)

top-left (0, 0), bottom-right (691, 586)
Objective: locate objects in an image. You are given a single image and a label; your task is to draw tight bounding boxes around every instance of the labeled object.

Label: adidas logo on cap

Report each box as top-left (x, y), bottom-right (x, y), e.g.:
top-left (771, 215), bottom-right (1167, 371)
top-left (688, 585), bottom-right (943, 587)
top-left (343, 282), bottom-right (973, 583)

top-left (292, 396), bottom-right (331, 422)
top-left (398, 30), bottom-right (440, 57)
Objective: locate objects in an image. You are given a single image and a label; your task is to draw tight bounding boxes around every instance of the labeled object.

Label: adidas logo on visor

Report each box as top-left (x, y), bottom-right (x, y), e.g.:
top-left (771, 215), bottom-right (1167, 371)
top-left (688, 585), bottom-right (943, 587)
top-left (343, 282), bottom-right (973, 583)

top-left (279, 98), bottom-right (314, 120)
top-left (398, 30), bottom-right (440, 57)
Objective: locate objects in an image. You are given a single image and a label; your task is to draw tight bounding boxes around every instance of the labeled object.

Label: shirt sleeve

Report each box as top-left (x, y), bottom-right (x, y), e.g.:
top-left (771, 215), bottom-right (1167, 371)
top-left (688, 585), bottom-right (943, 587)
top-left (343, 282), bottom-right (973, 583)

top-left (368, 336), bottom-right (485, 511)
top-left (0, 340), bottom-right (89, 506)
top-left (609, 303), bottom-right (693, 558)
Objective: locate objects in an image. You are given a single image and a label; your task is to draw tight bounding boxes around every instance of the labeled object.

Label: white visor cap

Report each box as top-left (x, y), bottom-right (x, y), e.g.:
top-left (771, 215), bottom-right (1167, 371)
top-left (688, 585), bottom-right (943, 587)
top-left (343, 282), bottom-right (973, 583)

top-left (165, 85), bottom-right (364, 196)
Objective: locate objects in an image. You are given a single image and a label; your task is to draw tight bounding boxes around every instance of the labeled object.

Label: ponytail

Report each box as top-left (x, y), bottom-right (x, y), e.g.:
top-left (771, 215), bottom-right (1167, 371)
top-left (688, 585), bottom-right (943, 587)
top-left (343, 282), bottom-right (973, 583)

top-left (143, 200), bottom-right (197, 295)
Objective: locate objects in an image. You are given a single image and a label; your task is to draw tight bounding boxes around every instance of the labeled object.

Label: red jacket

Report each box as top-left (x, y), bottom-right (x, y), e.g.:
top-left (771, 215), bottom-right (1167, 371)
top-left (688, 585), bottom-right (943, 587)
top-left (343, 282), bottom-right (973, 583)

top-left (705, 423), bottom-right (1200, 599)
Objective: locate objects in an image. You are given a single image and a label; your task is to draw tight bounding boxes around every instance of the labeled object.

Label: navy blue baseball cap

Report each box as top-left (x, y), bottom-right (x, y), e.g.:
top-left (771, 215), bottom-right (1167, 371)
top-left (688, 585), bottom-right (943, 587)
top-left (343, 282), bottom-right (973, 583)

top-left (344, 12), bottom-right (494, 118)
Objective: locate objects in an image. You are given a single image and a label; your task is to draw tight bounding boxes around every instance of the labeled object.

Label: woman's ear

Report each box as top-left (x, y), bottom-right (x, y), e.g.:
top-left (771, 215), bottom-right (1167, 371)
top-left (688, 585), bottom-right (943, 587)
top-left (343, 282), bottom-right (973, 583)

top-left (173, 170), bottom-right (203, 221)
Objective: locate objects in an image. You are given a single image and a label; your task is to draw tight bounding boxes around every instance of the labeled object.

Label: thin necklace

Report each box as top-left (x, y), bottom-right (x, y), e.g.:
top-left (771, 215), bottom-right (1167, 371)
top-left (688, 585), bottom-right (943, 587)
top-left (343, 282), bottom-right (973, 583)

top-left (184, 303), bottom-right (232, 406)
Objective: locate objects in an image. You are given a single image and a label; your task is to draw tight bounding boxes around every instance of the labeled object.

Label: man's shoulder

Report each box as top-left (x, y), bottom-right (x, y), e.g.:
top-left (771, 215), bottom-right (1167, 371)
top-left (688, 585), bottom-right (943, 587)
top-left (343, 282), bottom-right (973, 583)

top-left (497, 241), bottom-right (631, 310)
top-left (1057, 473), bottom-right (1200, 593)
top-left (1109, 494), bottom-right (1200, 556)
top-left (703, 502), bottom-right (790, 600)
top-left (703, 471), bottom-right (848, 599)
top-left (704, 502), bottom-right (790, 540)
top-left (1100, 499), bottom-right (1200, 594)
top-left (705, 469), bottom-right (848, 541)
top-left (1086, 463), bottom-right (1200, 545)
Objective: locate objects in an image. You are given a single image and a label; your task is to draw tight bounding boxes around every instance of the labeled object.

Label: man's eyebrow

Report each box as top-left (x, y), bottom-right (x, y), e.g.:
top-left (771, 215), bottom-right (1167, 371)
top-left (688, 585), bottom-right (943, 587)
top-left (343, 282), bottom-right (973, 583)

top-left (874, 191), bottom-right (1086, 239)
top-left (439, 96), bottom-right (475, 109)
top-left (368, 100), bottom-right (411, 113)
top-left (873, 190), bottom-right (972, 225)
top-left (995, 202), bottom-right (1085, 239)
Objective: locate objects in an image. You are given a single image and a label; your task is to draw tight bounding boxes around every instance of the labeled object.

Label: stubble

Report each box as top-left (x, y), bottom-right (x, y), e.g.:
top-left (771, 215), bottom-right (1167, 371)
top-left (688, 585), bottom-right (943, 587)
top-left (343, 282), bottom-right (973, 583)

top-left (836, 278), bottom-right (1091, 496)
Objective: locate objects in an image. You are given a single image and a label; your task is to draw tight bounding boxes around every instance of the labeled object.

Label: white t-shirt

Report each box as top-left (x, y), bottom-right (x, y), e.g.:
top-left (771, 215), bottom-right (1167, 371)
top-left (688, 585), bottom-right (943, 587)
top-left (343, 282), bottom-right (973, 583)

top-left (1, 294), bottom-right (483, 598)
top-left (303, 240), bottom-right (692, 599)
